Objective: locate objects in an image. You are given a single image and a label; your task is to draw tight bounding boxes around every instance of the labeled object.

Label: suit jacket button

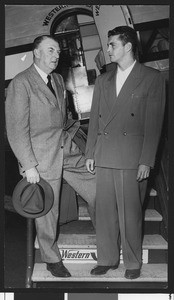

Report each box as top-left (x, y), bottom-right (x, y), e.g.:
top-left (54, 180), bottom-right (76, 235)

top-left (61, 146), bottom-right (64, 149)
top-left (99, 114), bottom-right (101, 118)
top-left (123, 132), bottom-right (127, 136)
top-left (131, 113), bottom-right (134, 116)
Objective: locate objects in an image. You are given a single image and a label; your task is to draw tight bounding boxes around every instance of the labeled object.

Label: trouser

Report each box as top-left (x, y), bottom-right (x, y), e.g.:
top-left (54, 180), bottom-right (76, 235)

top-left (95, 167), bottom-right (147, 270)
top-left (35, 140), bottom-right (96, 263)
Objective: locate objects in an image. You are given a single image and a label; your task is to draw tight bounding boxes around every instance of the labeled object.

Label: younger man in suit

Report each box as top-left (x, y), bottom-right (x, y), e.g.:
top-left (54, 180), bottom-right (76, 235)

top-left (5, 35), bottom-right (96, 278)
top-left (86, 26), bottom-right (165, 279)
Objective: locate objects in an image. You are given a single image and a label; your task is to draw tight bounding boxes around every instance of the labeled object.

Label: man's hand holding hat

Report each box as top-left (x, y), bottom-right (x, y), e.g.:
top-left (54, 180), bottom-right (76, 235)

top-left (25, 167), bottom-right (40, 184)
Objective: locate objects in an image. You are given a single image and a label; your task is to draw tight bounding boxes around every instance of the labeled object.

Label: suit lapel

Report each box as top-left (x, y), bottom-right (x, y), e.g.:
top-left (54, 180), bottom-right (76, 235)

top-left (103, 69), bottom-right (117, 111)
top-left (52, 73), bottom-right (65, 110)
top-left (28, 65), bottom-right (60, 107)
top-left (104, 62), bottom-right (143, 127)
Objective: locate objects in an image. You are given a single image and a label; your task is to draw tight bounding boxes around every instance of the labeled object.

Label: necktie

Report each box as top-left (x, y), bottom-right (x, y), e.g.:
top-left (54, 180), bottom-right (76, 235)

top-left (47, 75), bottom-right (56, 97)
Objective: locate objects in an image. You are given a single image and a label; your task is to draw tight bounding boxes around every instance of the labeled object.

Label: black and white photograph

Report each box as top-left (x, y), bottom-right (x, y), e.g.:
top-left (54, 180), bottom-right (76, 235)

top-left (4, 4), bottom-right (172, 292)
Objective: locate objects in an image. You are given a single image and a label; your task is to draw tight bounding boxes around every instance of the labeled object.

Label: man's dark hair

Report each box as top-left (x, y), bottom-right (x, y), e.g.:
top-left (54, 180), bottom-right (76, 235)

top-left (108, 26), bottom-right (138, 56)
top-left (32, 35), bottom-right (59, 51)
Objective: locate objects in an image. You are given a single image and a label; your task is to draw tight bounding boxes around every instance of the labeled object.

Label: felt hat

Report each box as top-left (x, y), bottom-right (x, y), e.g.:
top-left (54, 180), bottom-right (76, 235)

top-left (12, 177), bottom-right (54, 218)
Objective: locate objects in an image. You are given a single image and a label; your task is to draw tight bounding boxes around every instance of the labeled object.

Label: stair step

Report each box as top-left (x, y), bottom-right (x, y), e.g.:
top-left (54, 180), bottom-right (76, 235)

top-left (57, 233), bottom-right (167, 250)
top-left (143, 234), bottom-right (167, 249)
top-left (149, 188), bottom-right (157, 197)
top-left (78, 188), bottom-right (157, 205)
top-left (144, 209), bottom-right (162, 221)
top-left (59, 234), bottom-right (95, 248)
top-left (35, 234), bottom-right (167, 264)
top-left (57, 234), bottom-right (167, 265)
top-left (32, 263), bottom-right (167, 282)
top-left (35, 230), bottom-right (167, 250)
top-left (79, 207), bottom-right (163, 222)
top-left (78, 188), bottom-right (158, 219)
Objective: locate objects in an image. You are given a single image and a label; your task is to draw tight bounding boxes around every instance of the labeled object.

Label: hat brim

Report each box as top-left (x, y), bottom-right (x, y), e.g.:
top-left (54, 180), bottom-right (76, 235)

top-left (12, 177), bottom-right (54, 218)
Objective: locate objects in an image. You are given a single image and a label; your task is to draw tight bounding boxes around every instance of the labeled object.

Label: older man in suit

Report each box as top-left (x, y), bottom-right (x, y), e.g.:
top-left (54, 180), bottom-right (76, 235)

top-left (5, 35), bottom-right (96, 278)
top-left (86, 26), bottom-right (165, 279)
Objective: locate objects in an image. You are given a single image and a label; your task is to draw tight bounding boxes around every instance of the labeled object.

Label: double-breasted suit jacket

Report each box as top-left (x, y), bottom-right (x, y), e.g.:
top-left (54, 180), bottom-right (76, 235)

top-left (86, 61), bottom-right (165, 170)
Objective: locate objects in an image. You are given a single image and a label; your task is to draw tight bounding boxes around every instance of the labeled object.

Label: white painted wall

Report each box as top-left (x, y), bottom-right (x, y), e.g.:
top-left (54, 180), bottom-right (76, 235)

top-left (5, 51), bottom-right (33, 80)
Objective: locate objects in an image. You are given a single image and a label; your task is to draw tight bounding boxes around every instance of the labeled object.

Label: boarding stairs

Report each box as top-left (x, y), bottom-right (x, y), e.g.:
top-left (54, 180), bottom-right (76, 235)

top-left (30, 186), bottom-right (168, 288)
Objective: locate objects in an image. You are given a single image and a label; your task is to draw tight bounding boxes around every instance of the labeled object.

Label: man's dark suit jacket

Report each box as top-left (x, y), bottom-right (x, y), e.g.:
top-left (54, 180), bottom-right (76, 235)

top-left (86, 61), bottom-right (165, 170)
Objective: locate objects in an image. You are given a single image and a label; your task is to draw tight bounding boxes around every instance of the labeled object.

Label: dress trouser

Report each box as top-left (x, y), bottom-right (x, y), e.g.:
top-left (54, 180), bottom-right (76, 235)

top-left (35, 140), bottom-right (96, 263)
top-left (95, 167), bottom-right (147, 270)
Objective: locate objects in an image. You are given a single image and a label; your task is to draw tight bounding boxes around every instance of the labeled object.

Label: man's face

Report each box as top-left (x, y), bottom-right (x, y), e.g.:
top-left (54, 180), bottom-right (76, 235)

top-left (35, 38), bottom-right (60, 74)
top-left (107, 35), bottom-right (127, 64)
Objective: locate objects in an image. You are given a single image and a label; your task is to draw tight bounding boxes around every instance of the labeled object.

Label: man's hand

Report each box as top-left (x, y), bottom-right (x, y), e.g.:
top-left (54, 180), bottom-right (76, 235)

top-left (137, 164), bottom-right (150, 182)
top-left (25, 167), bottom-right (40, 184)
top-left (86, 159), bottom-right (95, 174)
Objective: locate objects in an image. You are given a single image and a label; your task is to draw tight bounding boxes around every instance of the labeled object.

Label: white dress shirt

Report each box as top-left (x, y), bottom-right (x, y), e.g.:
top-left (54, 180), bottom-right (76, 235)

top-left (34, 63), bottom-right (48, 84)
top-left (34, 63), bottom-right (66, 99)
top-left (116, 60), bottom-right (136, 96)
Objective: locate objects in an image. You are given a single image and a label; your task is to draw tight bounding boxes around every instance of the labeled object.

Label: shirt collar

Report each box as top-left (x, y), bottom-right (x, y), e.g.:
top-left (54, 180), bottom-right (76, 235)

top-left (34, 64), bottom-right (48, 83)
top-left (117, 60), bottom-right (136, 75)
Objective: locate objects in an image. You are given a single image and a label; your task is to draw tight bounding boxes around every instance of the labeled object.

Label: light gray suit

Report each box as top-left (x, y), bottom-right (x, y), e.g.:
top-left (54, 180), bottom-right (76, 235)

top-left (5, 64), bottom-right (96, 263)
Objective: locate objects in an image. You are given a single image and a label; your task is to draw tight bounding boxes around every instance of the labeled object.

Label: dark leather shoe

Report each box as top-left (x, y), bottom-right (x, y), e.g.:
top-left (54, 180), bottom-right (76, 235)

top-left (124, 269), bottom-right (140, 279)
top-left (90, 264), bottom-right (118, 275)
top-left (47, 261), bottom-right (71, 277)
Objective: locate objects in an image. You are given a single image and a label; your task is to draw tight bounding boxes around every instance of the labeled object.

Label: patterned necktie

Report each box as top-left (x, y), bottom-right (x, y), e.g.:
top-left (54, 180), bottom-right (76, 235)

top-left (47, 75), bottom-right (56, 97)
